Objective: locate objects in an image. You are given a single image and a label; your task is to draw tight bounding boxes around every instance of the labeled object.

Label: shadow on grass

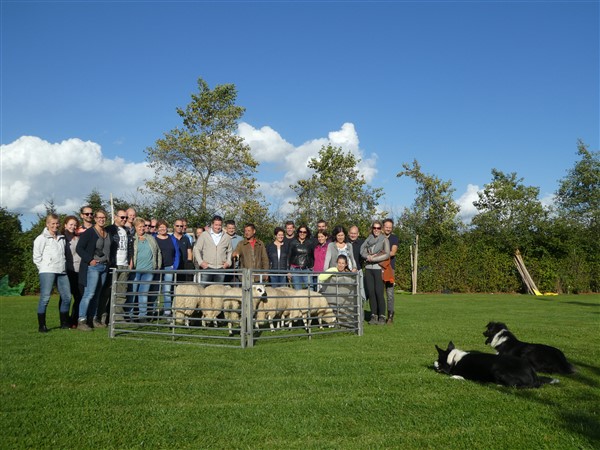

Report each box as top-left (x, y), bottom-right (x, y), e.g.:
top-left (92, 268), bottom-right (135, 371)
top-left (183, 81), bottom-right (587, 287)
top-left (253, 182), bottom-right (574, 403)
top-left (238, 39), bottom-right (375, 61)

top-left (563, 301), bottom-right (600, 308)
top-left (510, 388), bottom-right (600, 446)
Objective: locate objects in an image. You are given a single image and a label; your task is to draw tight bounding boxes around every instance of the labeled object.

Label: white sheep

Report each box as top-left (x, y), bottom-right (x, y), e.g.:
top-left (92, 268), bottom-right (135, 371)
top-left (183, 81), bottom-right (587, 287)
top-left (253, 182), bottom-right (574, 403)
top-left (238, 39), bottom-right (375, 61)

top-left (255, 286), bottom-right (294, 331)
top-left (173, 283), bottom-right (204, 326)
top-left (278, 287), bottom-right (337, 330)
top-left (222, 284), bottom-right (267, 335)
top-left (201, 284), bottom-right (230, 327)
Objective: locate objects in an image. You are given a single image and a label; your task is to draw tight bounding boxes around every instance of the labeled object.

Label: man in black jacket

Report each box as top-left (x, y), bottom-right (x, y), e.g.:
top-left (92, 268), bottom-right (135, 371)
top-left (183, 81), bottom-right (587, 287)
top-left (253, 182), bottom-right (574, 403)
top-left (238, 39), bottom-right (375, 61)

top-left (96, 210), bottom-right (132, 326)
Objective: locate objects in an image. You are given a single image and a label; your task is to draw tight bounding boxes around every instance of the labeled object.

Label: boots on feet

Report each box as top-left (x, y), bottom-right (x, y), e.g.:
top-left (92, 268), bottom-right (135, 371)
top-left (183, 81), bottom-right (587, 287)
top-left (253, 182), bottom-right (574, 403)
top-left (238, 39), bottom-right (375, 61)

top-left (38, 313), bottom-right (49, 333)
top-left (59, 312), bottom-right (70, 329)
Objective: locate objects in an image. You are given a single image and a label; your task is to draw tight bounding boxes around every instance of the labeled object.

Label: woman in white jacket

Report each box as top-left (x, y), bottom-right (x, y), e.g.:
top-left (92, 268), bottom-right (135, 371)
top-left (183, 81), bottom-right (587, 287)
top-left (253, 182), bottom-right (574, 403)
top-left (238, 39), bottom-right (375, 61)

top-left (32, 214), bottom-right (72, 332)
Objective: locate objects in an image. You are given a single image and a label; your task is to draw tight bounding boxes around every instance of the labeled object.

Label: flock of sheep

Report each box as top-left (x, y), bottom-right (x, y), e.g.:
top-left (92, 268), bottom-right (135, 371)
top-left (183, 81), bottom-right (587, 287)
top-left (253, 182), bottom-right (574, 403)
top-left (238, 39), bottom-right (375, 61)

top-left (172, 283), bottom-right (337, 334)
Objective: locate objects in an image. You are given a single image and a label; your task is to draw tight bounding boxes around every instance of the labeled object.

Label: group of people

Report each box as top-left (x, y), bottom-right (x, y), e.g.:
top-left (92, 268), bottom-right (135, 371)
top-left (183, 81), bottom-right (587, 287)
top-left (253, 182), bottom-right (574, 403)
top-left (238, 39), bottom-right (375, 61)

top-left (33, 206), bottom-right (399, 332)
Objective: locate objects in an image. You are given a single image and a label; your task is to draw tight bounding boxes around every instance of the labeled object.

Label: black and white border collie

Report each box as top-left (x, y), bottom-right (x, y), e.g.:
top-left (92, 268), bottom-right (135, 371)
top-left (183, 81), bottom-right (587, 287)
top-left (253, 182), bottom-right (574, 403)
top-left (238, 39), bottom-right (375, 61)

top-left (484, 322), bottom-right (576, 374)
top-left (434, 341), bottom-right (558, 388)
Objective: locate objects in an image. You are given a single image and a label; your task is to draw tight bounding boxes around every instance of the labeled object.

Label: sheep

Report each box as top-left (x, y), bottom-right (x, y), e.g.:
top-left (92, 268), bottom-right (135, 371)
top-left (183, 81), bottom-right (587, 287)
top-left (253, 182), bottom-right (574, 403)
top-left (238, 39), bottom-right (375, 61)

top-left (201, 284), bottom-right (230, 327)
top-left (173, 283), bottom-right (204, 326)
top-left (278, 287), bottom-right (337, 330)
top-left (222, 284), bottom-right (267, 335)
top-left (255, 286), bottom-right (295, 331)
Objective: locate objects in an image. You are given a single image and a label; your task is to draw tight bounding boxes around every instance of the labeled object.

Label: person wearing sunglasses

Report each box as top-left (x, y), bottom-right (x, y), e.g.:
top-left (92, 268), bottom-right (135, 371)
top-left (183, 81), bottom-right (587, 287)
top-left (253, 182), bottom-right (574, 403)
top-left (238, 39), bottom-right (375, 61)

top-left (77, 205), bottom-right (94, 235)
top-left (95, 209), bottom-right (133, 327)
top-left (360, 220), bottom-right (390, 325)
top-left (287, 225), bottom-right (315, 290)
top-left (76, 210), bottom-right (111, 331)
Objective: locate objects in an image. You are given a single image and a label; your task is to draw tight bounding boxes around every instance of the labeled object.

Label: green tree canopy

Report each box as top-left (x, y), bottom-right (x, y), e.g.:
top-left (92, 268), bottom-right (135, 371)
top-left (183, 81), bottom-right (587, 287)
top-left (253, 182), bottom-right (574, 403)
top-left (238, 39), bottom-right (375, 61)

top-left (556, 139), bottom-right (600, 227)
top-left (471, 169), bottom-right (547, 252)
top-left (288, 144), bottom-right (383, 231)
top-left (144, 77), bottom-right (261, 222)
top-left (397, 159), bottom-right (461, 245)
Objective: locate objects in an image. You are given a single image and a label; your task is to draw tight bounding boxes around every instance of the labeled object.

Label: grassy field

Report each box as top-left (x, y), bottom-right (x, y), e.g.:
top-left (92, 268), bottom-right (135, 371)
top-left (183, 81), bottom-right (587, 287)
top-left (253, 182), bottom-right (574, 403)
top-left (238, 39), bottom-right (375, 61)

top-left (1, 293), bottom-right (599, 449)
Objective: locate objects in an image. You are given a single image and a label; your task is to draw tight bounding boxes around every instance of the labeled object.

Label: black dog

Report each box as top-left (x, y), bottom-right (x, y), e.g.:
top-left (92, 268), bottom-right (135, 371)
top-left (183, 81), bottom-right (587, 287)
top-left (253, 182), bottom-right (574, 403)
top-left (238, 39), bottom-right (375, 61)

top-left (484, 322), bottom-right (575, 374)
top-left (434, 341), bottom-right (558, 388)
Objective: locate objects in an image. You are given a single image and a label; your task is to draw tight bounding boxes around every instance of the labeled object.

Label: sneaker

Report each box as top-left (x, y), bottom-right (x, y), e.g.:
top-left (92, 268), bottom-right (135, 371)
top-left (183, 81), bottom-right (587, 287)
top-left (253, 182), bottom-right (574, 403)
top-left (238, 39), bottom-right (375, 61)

top-left (378, 316), bottom-right (386, 325)
top-left (93, 319), bottom-right (107, 328)
top-left (77, 320), bottom-right (93, 332)
top-left (368, 315), bottom-right (378, 325)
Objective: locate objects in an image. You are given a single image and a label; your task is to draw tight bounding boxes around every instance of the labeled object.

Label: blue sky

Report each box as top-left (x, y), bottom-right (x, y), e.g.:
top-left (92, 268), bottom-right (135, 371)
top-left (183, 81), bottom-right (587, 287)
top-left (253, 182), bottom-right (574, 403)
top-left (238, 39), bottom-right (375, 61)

top-left (2, 0), bottom-right (598, 229)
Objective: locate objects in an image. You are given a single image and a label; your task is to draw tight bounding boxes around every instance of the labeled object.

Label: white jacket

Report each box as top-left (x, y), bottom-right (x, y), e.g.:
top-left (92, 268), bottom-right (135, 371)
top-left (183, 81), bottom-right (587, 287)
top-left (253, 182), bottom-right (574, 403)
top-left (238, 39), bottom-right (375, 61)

top-left (33, 228), bottom-right (67, 274)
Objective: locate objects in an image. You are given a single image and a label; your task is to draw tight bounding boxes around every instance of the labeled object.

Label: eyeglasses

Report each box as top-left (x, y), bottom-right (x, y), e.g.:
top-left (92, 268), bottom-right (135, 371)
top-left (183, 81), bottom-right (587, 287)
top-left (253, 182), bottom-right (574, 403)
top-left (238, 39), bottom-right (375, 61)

top-left (82, 212), bottom-right (93, 216)
top-left (299, 230), bottom-right (307, 234)
top-left (372, 226), bottom-right (381, 230)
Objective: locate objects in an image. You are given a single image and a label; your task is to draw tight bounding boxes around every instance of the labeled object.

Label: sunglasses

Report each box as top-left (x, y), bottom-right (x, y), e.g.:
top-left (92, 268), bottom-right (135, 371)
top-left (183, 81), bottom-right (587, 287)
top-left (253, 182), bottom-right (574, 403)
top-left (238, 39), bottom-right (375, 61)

top-left (174, 225), bottom-right (184, 227)
top-left (118, 216), bottom-right (127, 220)
top-left (372, 226), bottom-right (381, 230)
top-left (298, 230), bottom-right (307, 234)
top-left (82, 212), bottom-right (93, 216)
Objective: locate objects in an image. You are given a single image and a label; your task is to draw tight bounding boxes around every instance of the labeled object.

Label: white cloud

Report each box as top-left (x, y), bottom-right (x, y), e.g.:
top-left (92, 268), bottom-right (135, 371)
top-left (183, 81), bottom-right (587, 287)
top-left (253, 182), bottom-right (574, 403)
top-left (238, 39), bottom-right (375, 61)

top-left (1, 136), bottom-right (153, 221)
top-left (457, 184), bottom-right (480, 223)
top-left (238, 122), bottom-right (378, 215)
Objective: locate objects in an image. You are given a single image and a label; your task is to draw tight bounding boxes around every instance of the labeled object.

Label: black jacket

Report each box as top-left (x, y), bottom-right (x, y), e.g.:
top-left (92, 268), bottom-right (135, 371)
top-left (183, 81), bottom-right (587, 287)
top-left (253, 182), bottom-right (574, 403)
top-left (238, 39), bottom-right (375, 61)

top-left (287, 238), bottom-right (316, 269)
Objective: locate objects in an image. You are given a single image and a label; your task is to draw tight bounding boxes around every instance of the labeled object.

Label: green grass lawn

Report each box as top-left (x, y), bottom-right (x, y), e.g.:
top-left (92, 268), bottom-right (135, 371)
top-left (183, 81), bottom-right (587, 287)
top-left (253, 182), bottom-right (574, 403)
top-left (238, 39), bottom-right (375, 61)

top-left (1, 293), bottom-right (599, 449)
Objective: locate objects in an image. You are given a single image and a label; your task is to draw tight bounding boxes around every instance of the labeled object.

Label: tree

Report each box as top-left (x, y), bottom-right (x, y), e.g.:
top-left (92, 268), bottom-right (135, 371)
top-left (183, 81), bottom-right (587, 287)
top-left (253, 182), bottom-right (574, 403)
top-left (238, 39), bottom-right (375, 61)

top-left (397, 160), bottom-right (461, 245)
top-left (288, 144), bottom-right (383, 231)
top-left (0, 208), bottom-right (24, 285)
top-left (471, 169), bottom-right (547, 252)
top-left (556, 139), bottom-right (600, 227)
top-left (144, 77), bottom-right (261, 221)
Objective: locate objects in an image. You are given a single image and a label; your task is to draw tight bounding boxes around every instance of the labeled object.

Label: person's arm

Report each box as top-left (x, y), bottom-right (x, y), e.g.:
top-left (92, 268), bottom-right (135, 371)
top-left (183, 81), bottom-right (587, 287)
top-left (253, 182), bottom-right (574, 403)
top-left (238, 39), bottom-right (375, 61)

top-left (32, 235), bottom-right (44, 270)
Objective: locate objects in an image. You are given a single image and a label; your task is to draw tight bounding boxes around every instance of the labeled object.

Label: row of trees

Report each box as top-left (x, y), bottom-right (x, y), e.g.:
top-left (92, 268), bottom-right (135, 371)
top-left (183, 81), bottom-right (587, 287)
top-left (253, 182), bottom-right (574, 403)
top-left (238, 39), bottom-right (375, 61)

top-left (2, 78), bottom-right (598, 294)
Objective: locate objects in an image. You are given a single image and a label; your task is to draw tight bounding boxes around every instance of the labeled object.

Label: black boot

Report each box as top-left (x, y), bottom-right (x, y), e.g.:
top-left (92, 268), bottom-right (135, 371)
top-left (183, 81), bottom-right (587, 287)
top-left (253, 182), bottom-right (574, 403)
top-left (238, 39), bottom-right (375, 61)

top-left (38, 313), bottom-right (49, 333)
top-left (59, 312), bottom-right (70, 329)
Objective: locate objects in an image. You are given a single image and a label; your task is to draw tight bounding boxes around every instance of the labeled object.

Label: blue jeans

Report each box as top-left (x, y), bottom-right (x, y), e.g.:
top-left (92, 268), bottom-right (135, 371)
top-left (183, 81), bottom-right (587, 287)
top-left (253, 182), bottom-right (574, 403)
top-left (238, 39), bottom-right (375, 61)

top-left (37, 272), bottom-right (71, 314)
top-left (290, 267), bottom-right (311, 290)
top-left (161, 267), bottom-right (175, 311)
top-left (128, 272), bottom-right (154, 317)
top-left (270, 275), bottom-right (287, 287)
top-left (78, 263), bottom-right (108, 320)
top-left (200, 271), bottom-right (225, 284)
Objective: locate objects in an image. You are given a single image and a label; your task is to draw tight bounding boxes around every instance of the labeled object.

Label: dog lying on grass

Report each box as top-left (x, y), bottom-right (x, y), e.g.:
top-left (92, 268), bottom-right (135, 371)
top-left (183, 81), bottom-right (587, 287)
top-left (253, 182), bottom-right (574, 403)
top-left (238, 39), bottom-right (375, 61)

top-left (434, 341), bottom-right (558, 388)
top-left (484, 322), bottom-right (576, 374)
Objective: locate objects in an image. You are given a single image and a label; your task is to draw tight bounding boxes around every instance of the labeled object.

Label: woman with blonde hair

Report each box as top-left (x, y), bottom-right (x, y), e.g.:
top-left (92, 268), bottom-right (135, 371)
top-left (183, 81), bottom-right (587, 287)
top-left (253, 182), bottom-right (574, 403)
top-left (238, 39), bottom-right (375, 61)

top-left (360, 220), bottom-right (390, 325)
top-left (127, 217), bottom-right (162, 322)
top-left (76, 209), bottom-right (110, 331)
top-left (33, 214), bottom-right (72, 332)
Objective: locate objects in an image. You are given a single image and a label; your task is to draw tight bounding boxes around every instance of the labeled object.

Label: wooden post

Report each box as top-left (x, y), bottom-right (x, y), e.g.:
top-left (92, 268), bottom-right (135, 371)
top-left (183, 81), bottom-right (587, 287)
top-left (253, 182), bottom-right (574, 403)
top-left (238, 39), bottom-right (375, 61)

top-left (412, 234), bottom-right (419, 295)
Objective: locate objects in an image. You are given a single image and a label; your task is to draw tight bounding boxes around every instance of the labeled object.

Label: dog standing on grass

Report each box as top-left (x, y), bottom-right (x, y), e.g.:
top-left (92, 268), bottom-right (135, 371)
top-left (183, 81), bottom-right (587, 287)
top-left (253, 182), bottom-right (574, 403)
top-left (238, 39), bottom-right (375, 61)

top-left (484, 322), bottom-right (576, 374)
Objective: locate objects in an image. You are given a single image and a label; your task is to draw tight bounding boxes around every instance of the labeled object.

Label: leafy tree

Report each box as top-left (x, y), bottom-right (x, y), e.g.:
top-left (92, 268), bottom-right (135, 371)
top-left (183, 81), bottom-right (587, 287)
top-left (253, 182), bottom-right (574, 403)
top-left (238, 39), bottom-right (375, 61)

top-left (397, 160), bottom-right (461, 245)
top-left (144, 77), bottom-right (262, 221)
top-left (288, 144), bottom-right (383, 231)
top-left (556, 139), bottom-right (600, 227)
top-left (555, 140), bottom-right (600, 291)
top-left (0, 208), bottom-right (24, 286)
top-left (471, 169), bottom-right (547, 253)
top-left (80, 188), bottom-right (108, 213)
